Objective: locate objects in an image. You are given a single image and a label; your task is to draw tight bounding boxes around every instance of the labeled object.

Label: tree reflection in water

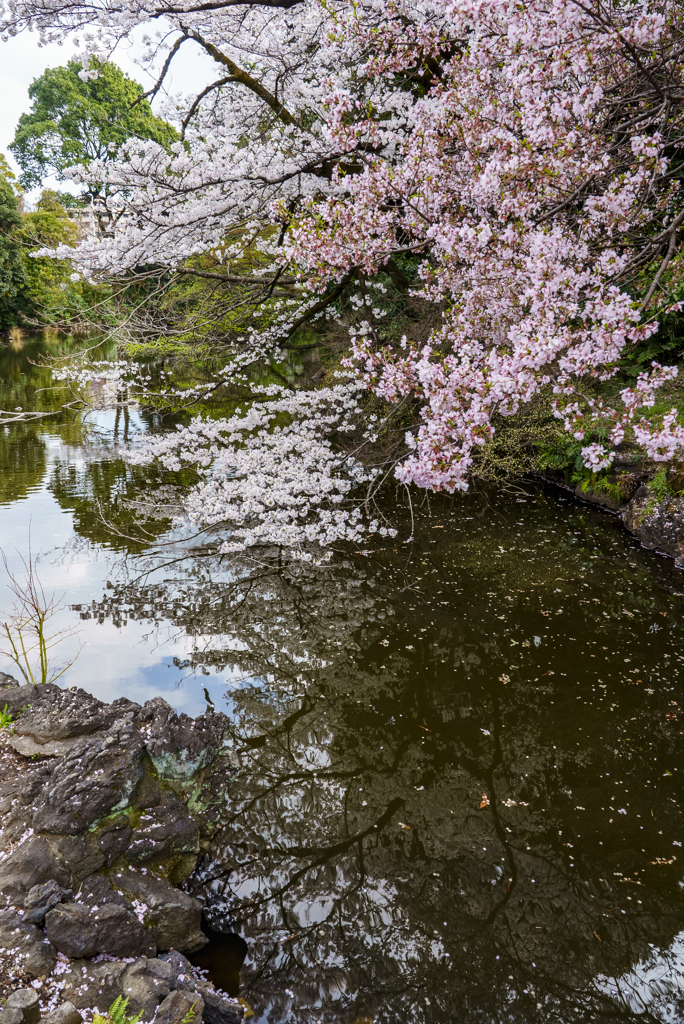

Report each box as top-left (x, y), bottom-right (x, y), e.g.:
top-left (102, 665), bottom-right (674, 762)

top-left (81, 489), bottom-right (684, 1024)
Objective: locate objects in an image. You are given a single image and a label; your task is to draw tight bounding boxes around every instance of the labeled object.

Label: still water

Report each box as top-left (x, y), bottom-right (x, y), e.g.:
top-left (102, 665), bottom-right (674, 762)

top-left (1, 336), bottom-right (684, 1023)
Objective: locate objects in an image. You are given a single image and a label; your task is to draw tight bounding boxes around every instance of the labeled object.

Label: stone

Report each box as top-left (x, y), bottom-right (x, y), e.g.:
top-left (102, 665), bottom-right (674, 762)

top-left (30, 726), bottom-right (146, 835)
top-left (158, 951), bottom-right (195, 989)
top-left (0, 838), bottom-right (70, 902)
top-left (119, 958), bottom-right (175, 1018)
top-left (21, 880), bottom-right (73, 926)
top-left (5, 989), bottom-right (40, 1024)
top-left (95, 817), bottom-right (134, 867)
top-left (0, 1006), bottom-right (24, 1024)
top-left (133, 772), bottom-right (162, 810)
top-left (0, 910), bottom-right (57, 979)
top-left (59, 960), bottom-right (128, 1013)
top-left (12, 686), bottom-right (117, 745)
top-left (126, 792), bottom-right (199, 867)
top-left (0, 673), bottom-right (18, 689)
top-left (144, 700), bottom-right (232, 781)
top-left (45, 901), bottom-right (147, 959)
top-left (154, 988), bottom-right (205, 1024)
top-left (114, 869), bottom-right (207, 953)
top-left (623, 493), bottom-right (684, 565)
top-left (194, 983), bottom-right (242, 1024)
top-left (76, 873), bottom-right (126, 908)
top-left (0, 686), bottom-right (43, 718)
top-left (46, 836), bottom-right (105, 882)
top-left (41, 1002), bottom-right (82, 1024)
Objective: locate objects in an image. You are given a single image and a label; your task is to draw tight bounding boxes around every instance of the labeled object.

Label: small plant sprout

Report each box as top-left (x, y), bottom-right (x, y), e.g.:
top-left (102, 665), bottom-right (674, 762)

top-left (181, 1003), bottom-right (198, 1024)
top-left (93, 997), bottom-right (144, 1024)
top-left (0, 705), bottom-right (13, 728)
top-left (0, 539), bottom-right (83, 687)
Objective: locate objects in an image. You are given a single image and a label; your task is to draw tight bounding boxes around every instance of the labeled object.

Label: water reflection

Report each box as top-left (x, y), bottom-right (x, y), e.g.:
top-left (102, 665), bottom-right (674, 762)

top-left (2, 335), bottom-right (684, 1022)
top-left (84, 494), bottom-right (684, 1024)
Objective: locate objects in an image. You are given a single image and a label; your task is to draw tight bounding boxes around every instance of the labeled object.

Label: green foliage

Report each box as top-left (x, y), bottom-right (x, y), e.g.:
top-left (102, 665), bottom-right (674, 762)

top-left (0, 705), bottom-right (13, 728)
top-left (0, 163), bottom-right (28, 330)
top-left (10, 58), bottom-right (178, 193)
top-left (620, 308), bottom-right (684, 376)
top-left (181, 1003), bottom-right (198, 1024)
top-left (93, 997), bottom-right (144, 1024)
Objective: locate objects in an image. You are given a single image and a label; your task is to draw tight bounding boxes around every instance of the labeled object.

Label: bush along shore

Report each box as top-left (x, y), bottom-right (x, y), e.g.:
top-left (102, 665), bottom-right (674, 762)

top-left (0, 678), bottom-right (244, 1024)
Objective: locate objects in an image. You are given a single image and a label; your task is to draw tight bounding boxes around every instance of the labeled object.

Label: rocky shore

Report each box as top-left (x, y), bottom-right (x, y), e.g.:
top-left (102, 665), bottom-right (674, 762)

top-left (0, 679), bottom-right (243, 1024)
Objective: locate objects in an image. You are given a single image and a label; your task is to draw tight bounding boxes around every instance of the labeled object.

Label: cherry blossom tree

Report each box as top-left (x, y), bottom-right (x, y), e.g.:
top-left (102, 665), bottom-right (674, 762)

top-left (4, 0), bottom-right (684, 554)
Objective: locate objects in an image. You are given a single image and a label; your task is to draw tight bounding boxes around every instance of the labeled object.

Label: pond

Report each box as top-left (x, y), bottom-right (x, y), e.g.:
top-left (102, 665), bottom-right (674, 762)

top-left (1, 335), bottom-right (684, 1023)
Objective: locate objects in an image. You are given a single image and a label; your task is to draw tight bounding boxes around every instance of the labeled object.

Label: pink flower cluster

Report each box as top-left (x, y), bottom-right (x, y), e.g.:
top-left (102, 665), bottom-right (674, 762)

top-left (288, 0), bottom-right (684, 489)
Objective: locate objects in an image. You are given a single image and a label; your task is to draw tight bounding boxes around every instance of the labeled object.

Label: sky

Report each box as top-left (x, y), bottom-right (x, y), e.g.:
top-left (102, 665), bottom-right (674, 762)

top-left (0, 27), bottom-right (215, 196)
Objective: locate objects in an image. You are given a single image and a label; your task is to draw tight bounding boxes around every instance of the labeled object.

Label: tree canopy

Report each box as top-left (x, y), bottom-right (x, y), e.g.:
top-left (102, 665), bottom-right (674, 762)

top-left (4, 0), bottom-right (684, 558)
top-left (10, 58), bottom-right (178, 193)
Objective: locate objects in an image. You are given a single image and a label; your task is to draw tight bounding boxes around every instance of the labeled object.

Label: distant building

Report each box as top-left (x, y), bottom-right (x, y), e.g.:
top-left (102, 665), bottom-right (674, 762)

top-left (69, 200), bottom-right (134, 242)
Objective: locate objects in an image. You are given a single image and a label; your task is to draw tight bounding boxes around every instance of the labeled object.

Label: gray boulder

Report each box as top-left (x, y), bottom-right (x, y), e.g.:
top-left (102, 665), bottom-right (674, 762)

top-left (0, 1007), bottom-right (24, 1024)
top-left (0, 910), bottom-right (56, 978)
top-left (21, 880), bottom-right (73, 925)
top-left (40, 1003), bottom-right (81, 1024)
top-left (144, 699), bottom-right (232, 781)
top-left (0, 837), bottom-right (70, 902)
top-left (5, 990), bottom-right (39, 1024)
top-left (158, 950), bottom-right (196, 989)
top-left (10, 685), bottom-right (117, 749)
top-left (114, 868), bottom-right (207, 953)
top-left (126, 791), bottom-right (199, 867)
top-left (30, 726), bottom-right (145, 835)
top-left (95, 816), bottom-right (134, 866)
top-left (59, 956), bottom-right (175, 1018)
top-left (46, 835), bottom-right (105, 882)
top-left (154, 989), bottom-right (205, 1024)
top-left (45, 901), bottom-right (148, 959)
top-left (195, 982), bottom-right (243, 1024)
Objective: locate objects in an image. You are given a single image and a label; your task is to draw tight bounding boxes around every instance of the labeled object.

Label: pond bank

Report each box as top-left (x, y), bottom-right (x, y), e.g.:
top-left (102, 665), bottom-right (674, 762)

top-left (541, 462), bottom-right (684, 568)
top-left (0, 679), bottom-right (243, 1024)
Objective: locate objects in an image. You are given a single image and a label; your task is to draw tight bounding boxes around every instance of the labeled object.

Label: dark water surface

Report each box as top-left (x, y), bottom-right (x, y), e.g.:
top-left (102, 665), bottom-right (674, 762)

top-left (1, 337), bottom-right (684, 1023)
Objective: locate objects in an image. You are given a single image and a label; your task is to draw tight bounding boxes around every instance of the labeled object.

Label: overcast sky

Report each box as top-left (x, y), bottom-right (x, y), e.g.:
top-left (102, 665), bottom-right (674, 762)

top-left (0, 28), bottom-right (215, 196)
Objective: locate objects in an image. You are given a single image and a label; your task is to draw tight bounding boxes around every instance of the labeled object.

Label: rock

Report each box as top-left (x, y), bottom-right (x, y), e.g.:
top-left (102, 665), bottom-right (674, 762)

top-left (0, 838), bottom-right (70, 902)
top-left (46, 836), bottom-right (105, 882)
top-left (0, 1006), bottom-right (24, 1024)
top-left (59, 960), bottom-right (127, 1013)
top-left (45, 902), bottom-right (147, 959)
top-left (0, 686), bottom-right (42, 718)
top-left (5, 989), bottom-right (40, 1024)
top-left (0, 673), bottom-right (18, 690)
top-left (623, 493), bottom-right (684, 566)
top-left (114, 869), bottom-right (207, 953)
top-left (0, 910), bottom-right (56, 978)
top-left (21, 880), bottom-right (73, 926)
top-left (95, 817), bottom-right (134, 867)
top-left (76, 873), bottom-right (126, 908)
top-left (157, 951), bottom-right (195, 990)
top-left (41, 1002), bottom-right (82, 1024)
top-left (126, 792), bottom-right (199, 868)
top-left (119, 958), bottom-right (175, 1018)
top-left (195, 982), bottom-right (242, 1024)
top-left (154, 989), bottom-right (205, 1024)
top-left (30, 726), bottom-right (145, 835)
top-left (11, 686), bottom-right (117, 748)
top-left (144, 700), bottom-right (232, 781)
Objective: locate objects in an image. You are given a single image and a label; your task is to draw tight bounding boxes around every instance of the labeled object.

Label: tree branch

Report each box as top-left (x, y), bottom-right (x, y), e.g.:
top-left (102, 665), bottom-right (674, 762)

top-left (184, 28), bottom-right (299, 127)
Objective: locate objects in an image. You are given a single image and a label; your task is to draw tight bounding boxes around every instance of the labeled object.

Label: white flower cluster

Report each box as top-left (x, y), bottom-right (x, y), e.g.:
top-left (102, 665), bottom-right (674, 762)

top-left (126, 379), bottom-right (397, 561)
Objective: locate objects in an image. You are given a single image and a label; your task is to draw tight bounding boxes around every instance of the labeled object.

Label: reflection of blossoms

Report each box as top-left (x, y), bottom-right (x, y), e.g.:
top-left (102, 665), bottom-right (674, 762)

top-left (127, 380), bottom-right (396, 561)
